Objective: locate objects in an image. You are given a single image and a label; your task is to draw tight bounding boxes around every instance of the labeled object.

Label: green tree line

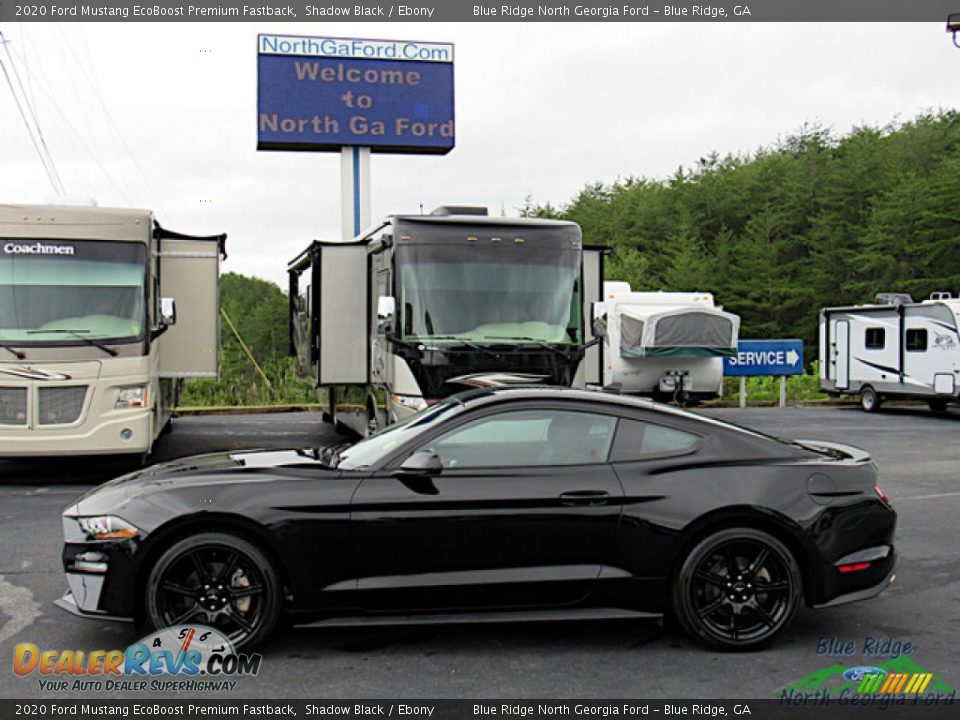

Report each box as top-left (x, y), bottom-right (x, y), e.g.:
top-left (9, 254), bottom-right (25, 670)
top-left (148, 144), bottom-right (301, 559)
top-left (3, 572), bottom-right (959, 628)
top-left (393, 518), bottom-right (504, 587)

top-left (179, 272), bottom-right (316, 407)
top-left (526, 111), bottom-right (960, 352)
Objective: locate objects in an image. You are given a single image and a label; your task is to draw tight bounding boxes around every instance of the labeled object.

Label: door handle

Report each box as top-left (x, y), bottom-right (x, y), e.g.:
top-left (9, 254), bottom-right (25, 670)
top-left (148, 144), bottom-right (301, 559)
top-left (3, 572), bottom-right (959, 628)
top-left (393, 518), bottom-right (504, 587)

top-left (559, 490), bottom-right (611, 506)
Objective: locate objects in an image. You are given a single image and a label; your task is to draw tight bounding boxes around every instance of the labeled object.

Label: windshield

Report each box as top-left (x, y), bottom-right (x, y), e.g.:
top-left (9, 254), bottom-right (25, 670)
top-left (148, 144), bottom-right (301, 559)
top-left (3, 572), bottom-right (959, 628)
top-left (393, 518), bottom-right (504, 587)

top-left (0, 240), bottom-right (146, 342)
top-left (336, 400), bottom-right (464, 470)
top-left (397, 243), bottom-right (582, 345)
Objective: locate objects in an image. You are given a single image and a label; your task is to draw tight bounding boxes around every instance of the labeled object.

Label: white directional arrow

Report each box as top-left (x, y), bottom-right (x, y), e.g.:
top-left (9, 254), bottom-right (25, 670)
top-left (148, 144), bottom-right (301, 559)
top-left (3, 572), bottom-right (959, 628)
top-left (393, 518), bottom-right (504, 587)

top-left (786, 349), bottom-right (800, 366)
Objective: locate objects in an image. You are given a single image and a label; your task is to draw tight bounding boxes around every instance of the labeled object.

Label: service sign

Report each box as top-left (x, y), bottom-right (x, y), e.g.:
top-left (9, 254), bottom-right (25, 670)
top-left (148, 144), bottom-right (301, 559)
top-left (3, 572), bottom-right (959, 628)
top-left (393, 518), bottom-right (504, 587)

top-left (257, 34), bottom-right (455, 154)
top-left (723, 339), bottom-right (804, 376)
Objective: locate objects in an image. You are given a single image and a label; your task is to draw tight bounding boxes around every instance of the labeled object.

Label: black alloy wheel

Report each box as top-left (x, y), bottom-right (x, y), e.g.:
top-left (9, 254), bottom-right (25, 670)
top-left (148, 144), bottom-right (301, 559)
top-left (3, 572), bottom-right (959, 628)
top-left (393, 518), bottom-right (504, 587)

top-left (145, 532), bottom-right (281, 651)
top-left (673, 528), bottom-right (801, 651)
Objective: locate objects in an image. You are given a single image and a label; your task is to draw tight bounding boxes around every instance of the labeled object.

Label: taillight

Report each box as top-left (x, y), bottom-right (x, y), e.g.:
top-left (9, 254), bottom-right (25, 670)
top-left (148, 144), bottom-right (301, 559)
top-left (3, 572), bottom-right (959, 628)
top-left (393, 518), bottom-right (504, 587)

top-left (875, 484), bottom-right (892, 506)
top-left (838, 562), bottom-right (872, 573)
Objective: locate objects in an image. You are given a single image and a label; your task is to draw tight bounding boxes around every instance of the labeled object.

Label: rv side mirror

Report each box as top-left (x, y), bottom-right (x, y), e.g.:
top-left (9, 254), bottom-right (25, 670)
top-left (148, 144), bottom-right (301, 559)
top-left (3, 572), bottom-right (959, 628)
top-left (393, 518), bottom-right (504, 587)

top-left (160, 297), bottom-right (177, 327)
top-left (592, 301), bottom-right (608, 338)
top-left (377, 295), bottom-right (396, 335)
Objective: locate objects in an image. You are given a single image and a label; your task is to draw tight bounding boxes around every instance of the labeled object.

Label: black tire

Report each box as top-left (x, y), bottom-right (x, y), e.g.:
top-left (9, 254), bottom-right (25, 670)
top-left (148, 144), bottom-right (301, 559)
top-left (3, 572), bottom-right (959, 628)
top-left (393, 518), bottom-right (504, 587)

top-left (860, 386), bottom-right (881, 413)
top-left (366, 398), bottom-right (382, 436)
top-left (928, 399), bottom-right (949, 414)
top-left (672, 527), bottom-right (802, 651)
top-left (144, 532), bottom-right (281, 651)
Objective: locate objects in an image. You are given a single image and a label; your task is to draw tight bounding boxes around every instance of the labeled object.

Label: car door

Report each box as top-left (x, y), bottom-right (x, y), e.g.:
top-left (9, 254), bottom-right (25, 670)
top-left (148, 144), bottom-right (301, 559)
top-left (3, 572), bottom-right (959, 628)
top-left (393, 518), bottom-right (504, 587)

top-left (350, 405), bottom-right (625, 612)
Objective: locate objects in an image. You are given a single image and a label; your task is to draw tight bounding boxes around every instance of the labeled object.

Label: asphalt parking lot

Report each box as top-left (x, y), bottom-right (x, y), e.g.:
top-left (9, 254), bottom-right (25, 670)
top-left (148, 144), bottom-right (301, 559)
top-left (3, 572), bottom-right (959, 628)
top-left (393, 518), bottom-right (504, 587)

top-left (0, 405), bottom-right (957, 699)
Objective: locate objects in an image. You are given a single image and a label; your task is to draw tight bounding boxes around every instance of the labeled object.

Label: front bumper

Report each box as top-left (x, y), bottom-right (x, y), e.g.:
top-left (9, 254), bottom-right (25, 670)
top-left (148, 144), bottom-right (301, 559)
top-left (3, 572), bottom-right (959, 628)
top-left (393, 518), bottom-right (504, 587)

top-left (54, 587), bottom-right (132, 622)
top-left (0, 408), bottom-right (152, 456)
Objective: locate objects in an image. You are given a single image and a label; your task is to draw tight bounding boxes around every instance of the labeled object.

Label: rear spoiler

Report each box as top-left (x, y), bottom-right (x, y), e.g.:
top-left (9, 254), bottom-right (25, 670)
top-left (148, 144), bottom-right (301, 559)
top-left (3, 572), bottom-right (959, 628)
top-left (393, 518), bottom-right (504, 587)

top-left (794, 439), bottom-right (872, 463)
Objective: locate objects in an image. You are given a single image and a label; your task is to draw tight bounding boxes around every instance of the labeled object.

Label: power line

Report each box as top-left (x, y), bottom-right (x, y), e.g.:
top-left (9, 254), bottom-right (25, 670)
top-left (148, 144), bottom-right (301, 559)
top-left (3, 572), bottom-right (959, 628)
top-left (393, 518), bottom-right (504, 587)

top-left (2, 34), bottom-right (130, 203)
top-left (54, 25), bottom-right (168, 214)
top-left (0, 31), bottom-right (66, 196)
top-left (0, 35), bottom-right (64, 197)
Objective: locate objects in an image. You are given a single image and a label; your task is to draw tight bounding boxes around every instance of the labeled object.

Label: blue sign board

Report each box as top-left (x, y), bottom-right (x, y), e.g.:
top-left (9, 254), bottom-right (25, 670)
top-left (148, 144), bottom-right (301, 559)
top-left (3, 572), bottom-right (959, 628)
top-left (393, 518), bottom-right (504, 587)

top-left (723, 339), bottom-right (804, 376)
top-left (257, 34), bottom-right (455, 154)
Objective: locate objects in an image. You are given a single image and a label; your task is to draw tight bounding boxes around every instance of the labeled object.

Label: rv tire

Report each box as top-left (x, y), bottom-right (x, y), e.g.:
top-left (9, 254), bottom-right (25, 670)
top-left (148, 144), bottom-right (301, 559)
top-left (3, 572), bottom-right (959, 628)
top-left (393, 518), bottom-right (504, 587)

top-left (928, 399), bottom-right (949, 414)
top-left (860, 386), bottom-right (881, 413)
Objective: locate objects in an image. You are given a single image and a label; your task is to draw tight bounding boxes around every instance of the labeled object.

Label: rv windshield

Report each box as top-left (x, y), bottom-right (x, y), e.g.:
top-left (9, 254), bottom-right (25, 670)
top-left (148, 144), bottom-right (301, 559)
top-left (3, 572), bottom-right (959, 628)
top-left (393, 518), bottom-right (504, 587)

top-left (398, 244), bottom-right (582, 345)
top-left (0, 240), bottom-right (146, 343)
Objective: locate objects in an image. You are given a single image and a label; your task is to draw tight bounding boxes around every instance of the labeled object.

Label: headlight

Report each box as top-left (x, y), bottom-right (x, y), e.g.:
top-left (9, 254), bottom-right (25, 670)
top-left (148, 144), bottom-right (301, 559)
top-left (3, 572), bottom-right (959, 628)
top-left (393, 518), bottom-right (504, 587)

top-left (115, 385), bottom-right (148, 409)
top-left (77, 516), bottom-right (139, 540)
top-left (391, 393), bottom-right (428, 412)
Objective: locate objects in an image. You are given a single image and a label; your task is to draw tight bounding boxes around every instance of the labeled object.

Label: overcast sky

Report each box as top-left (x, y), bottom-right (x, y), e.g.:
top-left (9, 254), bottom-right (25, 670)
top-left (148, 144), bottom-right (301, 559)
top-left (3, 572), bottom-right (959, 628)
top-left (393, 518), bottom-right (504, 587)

top-left (1, 22), bottom-right (957, 287)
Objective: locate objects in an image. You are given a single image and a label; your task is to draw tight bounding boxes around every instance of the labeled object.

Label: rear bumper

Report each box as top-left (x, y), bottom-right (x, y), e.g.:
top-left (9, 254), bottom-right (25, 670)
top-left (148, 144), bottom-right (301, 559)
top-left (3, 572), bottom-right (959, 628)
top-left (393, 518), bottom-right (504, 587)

top-left (813, 566), bottom-right (896, 609)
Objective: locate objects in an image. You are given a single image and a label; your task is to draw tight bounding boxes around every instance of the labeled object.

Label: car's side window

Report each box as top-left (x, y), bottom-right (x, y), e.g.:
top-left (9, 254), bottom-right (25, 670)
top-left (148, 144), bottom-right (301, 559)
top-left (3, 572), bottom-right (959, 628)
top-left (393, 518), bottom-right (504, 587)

top-left (419, 409), bottom-right (618, 468)
top-left (609, 418), bottom-right (701, 462)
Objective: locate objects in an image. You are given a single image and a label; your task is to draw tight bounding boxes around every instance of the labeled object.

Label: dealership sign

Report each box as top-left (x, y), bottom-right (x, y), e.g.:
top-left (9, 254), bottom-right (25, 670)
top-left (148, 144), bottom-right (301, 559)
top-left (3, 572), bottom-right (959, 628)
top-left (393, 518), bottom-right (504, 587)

top-left (257, 34), bottom-right (455, 154)
top-left (724, 339), bottom-right (804, 376)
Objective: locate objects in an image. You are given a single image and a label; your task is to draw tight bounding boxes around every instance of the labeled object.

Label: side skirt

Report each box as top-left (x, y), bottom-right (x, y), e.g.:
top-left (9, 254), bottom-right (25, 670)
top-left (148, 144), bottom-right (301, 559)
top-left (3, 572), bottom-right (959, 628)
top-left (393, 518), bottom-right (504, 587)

top-left (294, 606), bottom-right (662, 629)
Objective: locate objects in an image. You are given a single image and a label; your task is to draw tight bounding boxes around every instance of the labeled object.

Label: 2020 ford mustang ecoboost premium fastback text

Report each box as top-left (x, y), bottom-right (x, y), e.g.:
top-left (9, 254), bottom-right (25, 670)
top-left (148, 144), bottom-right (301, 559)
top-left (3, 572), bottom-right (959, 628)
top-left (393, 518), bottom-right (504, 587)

top-left (58, 387), bottom-right (896, 651)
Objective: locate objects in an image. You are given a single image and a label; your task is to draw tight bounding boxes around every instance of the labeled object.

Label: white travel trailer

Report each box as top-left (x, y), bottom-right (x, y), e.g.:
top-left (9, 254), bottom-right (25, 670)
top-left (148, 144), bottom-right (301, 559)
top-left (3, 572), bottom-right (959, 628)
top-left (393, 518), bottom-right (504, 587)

top-left (288, 206), bottom-right (606, 434)
top-left (0, 204), bottom-right (225, 459)
top-left (820, 292), bottom-right (960, 413)
top-left (597, 282), bottom-right (740, 402)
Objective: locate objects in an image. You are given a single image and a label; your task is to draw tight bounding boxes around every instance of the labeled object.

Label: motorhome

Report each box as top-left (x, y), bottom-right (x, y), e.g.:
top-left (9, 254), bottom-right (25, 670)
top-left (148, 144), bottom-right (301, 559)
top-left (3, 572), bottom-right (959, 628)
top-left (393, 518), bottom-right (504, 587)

top-left (820, 292), bottom-right (960, 413)
top-left (0, 204), bottom-right (225, 459)
top-left (288, 206), bottom-right (606, 434)
top-left (596, 282), bottom-right (740, 402)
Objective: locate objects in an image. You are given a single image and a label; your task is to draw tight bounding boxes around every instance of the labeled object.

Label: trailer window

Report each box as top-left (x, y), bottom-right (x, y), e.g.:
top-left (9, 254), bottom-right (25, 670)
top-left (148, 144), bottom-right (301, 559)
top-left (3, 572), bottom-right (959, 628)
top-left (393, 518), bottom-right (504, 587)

top-left (865, 327), bottom-right (885, 350)
top-left (906, 329), bottom-right (927, 352)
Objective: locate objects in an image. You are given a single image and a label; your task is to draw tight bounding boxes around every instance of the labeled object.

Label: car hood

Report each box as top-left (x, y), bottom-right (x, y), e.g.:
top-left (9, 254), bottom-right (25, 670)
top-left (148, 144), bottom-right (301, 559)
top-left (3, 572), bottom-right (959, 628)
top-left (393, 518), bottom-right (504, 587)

top-left (66, 448), bottom-right (335, 517)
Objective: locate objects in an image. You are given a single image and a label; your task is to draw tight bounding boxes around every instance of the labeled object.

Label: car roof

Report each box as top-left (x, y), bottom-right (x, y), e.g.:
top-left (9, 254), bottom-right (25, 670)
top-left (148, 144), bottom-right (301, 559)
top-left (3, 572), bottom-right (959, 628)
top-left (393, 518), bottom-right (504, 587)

top-left (450, 385), bottom-right (775, 441)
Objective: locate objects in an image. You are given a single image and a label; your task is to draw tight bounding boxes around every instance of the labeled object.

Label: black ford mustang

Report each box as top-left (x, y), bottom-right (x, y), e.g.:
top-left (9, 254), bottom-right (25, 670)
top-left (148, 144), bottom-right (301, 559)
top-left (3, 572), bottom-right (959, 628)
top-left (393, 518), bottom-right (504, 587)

top-left (58, 387), bottom-right (896, 651)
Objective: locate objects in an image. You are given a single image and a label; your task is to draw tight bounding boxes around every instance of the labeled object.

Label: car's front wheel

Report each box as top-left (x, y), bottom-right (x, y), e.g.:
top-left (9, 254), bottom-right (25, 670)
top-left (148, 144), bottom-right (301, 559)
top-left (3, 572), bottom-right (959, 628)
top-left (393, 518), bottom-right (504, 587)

top-left (144, 532), bottom-right (282, 651)
top-left (672, 527), bottom-right (801, 651)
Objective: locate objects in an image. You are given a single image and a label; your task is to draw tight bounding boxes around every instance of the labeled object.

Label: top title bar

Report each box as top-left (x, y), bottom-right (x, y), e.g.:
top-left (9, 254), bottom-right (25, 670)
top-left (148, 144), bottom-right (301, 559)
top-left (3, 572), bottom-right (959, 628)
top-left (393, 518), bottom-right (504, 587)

top-left (2, 0), bottom-right (959, 22)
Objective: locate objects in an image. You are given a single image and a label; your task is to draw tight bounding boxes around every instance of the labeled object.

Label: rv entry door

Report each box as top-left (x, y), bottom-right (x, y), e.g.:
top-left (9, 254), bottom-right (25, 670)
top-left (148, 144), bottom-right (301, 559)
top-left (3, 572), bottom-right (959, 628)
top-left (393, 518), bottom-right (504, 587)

top-left (833, 319), bottom-right (850, 390)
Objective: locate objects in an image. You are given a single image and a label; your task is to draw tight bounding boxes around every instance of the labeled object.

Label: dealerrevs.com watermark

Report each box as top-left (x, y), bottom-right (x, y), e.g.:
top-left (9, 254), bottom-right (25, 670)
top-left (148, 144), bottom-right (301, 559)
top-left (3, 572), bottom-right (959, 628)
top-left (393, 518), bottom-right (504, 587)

top-left (13, 625), bottom-right (262, 693)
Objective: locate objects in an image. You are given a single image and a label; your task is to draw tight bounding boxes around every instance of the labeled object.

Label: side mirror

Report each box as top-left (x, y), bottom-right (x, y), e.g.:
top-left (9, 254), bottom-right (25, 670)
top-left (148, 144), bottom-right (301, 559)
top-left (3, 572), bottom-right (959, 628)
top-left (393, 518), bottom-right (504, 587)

top-left (591, 301), bottom-right (608, 338)
top-left (377, 295), bottom-right (396, 336)
top-left (397, 450), bottom-right (443, 476)
top-left (160, 297), bottom-right (177, 327)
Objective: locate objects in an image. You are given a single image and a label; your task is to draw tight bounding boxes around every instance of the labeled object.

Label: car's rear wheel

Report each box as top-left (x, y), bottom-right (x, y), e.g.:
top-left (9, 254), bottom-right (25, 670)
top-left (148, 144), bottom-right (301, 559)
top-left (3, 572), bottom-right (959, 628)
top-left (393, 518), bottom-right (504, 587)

top-left (672, 528), bottom-right (801, 651)
top-left (144, 532), bottom-right (281, 651)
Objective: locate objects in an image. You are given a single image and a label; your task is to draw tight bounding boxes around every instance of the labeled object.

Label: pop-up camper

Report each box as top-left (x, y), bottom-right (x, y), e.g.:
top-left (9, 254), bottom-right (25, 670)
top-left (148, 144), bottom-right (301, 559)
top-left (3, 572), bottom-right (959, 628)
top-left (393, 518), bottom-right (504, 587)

top-left (597, 282), bottom-right (740, 402)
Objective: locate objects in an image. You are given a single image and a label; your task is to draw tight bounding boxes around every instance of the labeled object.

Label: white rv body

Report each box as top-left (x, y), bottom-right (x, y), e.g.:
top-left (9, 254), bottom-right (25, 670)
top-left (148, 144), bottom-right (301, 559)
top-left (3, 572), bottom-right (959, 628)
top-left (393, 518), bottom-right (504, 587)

top-left (0, 204), bottom-right (224, 457)
top-left (289, 207), bottom-right (606, 434)
top-left (819, 293), bottom-right (960, 412)
top-left (600, 282), bottom-right (740, 400)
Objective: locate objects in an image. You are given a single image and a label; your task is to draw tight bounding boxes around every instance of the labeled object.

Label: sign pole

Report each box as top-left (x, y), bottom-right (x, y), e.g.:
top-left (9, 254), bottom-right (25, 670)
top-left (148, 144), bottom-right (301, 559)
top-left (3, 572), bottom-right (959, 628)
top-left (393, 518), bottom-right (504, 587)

top-left (739, 377), bottom-right (747, 408)
top-left (779, 375), bottom-right (787, 408)
top-left (340, 146), bottom-right (371, 241)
